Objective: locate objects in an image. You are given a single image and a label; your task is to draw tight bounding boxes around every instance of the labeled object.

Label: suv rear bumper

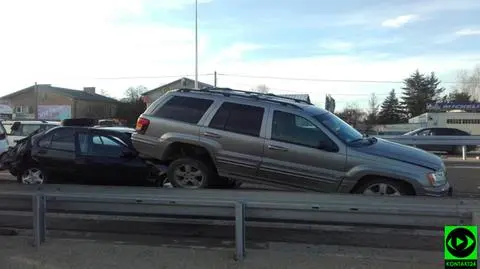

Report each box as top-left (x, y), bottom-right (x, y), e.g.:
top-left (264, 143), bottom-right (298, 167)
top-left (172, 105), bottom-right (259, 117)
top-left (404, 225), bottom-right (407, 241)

top-left (421, 182), bottom-right (452, 197)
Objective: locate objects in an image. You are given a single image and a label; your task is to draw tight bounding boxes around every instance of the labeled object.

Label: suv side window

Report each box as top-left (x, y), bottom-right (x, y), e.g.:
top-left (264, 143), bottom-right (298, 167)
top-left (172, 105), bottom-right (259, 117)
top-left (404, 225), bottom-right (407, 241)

top-left (209, 102), bottom-right (264, 137)
top-left (153, 96), bottom-right (213, 124)
top-left (272, 111), bottom-right (332, 149)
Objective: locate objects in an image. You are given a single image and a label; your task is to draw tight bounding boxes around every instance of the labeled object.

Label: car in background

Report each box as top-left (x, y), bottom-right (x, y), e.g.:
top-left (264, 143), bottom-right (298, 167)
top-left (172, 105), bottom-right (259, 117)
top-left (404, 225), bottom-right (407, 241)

top-left (2, 120), bottom-right (60, 147)
top-left (94, 126), bottom-right (135, 138)
top-left (0, 126), bottom-right (163, 186)
top-left (403, 127), bottom-right (476, 154)
top-left (0, 121), bottom-right (9, 156)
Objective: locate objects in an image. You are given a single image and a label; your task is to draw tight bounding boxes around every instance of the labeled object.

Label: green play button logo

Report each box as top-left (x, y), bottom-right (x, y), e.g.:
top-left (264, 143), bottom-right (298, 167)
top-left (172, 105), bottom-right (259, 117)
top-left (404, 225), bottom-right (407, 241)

top-left (445, 226), bottom-right (478, 269)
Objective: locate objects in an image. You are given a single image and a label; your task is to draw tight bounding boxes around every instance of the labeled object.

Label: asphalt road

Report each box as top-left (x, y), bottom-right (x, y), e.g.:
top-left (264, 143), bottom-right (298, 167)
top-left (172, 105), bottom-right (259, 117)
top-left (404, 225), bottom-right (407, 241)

top-left (0, 159), bottom-right (479, 196)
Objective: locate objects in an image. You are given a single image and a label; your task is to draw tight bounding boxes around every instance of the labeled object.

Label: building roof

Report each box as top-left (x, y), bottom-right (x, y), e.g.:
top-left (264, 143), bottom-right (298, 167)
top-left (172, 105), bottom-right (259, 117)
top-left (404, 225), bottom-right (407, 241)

top-left (0, 84), bottom-right (119, 103)
top-left (142, 77), bottom-right (213, 96)
top-left (278, 94), bottom-right (311, 103)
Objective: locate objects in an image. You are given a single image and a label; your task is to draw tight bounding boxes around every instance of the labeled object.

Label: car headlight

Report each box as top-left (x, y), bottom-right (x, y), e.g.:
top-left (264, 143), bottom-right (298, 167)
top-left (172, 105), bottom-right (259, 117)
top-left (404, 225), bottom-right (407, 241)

top-left (426, 170), bottom-right (447, 186)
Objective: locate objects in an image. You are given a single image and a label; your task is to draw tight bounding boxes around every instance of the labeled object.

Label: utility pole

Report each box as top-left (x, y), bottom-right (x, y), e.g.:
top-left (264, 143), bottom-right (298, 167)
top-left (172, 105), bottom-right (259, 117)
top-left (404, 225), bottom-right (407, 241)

top-left (34, 82), bottom-right (38, 119)
top-left (214, 71), bottom-right (217, 87)
top-left (194, 0), bottom-right (199, 89)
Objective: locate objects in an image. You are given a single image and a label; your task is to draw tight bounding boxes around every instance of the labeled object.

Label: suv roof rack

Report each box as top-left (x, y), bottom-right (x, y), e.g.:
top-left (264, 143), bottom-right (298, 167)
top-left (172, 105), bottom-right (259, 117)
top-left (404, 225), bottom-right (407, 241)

top-left (177, 87), bottom-right (312, 108)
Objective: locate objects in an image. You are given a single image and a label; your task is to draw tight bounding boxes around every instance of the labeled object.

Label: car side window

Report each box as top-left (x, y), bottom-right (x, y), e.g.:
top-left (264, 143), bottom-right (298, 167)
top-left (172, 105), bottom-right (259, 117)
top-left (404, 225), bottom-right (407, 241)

top-left (153, 96), bottom-right (214, 124)
top-left (90, 134), bottom-right (128, 157)
top-left (209, 102), bottom-right (264, 137)
top-left (21, 124), bottom-right (42, 136)
top-left (417, 129), bottom-right (431, 136)
top-left (49, 129), bottom-right (75, 151)
top-left (271, 111), bottom-right (332, 149)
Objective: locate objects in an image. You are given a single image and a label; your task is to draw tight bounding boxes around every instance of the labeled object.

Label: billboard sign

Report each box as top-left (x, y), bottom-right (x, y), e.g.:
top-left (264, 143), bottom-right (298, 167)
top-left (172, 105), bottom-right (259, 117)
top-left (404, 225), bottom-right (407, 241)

top-left (427, 103), bottom-right (480, 112)
top-left (38, 105), bottom-right (71, 120)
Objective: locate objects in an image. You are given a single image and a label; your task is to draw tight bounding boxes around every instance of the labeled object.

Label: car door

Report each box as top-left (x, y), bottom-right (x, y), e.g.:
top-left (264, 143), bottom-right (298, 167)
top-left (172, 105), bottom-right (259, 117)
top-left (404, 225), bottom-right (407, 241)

top-left (258, 109), bottom-right (346, 192)
top-left (84, 131), bottom-right (150, 186)
top-left (31, 128), bottom-right (78, 183)
top-left (199, 101), bottom-right (267, 182)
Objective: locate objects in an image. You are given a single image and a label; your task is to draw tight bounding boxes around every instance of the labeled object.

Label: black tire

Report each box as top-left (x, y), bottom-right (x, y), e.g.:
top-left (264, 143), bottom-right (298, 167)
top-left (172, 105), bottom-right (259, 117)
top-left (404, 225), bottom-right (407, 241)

top-left (167, 157), bottom-right (215, 189)
top-left (353, 178), bottom-right (413, 196)
top-left (16, 167), bottom-right (47, 185)
top-left (210, 177), bottom-right (243, 189)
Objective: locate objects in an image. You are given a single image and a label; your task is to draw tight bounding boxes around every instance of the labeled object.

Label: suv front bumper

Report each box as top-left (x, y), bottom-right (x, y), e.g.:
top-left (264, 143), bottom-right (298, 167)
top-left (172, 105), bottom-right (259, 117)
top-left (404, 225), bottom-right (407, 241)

top-left (422, 182), bottom-right (453, 197)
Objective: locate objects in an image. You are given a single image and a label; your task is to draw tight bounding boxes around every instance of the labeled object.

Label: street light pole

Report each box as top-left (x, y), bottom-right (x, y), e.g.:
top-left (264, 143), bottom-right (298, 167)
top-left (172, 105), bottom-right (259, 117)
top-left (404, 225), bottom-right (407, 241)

top-left (194, 0), bottom-right (199, 89)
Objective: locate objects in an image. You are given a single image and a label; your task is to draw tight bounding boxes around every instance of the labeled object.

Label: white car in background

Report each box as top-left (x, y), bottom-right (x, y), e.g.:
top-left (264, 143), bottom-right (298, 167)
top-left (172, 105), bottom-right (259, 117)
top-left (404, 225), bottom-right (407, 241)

top-left (0, 122), bottom-right (9, 155)
top-left (2, 120), bottom-right (60, 147)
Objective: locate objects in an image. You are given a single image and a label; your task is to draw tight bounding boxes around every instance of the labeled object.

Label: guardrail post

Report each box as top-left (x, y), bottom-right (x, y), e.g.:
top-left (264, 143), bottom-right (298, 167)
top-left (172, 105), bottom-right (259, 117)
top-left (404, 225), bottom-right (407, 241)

top-left (32, 193), bottom-right (46, 248)
top-left (234, 202), bottom-right (245, 261)
top-left (462, 146), bottom-right (467, 160)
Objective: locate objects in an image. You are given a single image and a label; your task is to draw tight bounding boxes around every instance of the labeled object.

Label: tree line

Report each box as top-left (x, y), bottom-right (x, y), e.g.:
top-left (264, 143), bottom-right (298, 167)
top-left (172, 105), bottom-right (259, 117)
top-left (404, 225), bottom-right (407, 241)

top-left (337, 65), bottom-right (480, 130)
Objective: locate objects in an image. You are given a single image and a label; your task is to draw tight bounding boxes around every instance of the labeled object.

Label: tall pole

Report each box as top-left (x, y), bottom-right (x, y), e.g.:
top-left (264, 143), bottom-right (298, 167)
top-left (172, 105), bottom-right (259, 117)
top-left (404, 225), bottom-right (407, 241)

top-left (34, 82), bottom-right (38, 119)
top-left (194, 0), bottom-right (199, 89)
top-left (214, 71), bottom-right (217, 87)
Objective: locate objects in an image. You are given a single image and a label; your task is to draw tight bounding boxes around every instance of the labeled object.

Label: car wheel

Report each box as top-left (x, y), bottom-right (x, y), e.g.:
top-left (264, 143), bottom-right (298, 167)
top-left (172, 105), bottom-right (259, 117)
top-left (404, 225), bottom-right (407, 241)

top-left (354, 178), bottom-right (412, 196)
top-left (167, 157), bottom-right (214, 189)
top-left (17, 167), bottom-right (47, 185)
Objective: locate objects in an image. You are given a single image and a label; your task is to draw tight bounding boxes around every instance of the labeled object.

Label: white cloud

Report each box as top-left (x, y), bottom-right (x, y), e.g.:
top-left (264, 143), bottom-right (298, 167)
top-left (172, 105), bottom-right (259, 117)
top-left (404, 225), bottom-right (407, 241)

top-left (0, 0), bottom-right (209, 97)
top-left (211, 43), bottom-right (263, 63)
top-left (318, 41), bottom-right (354, 52)
top-left (455, 28), bottom-right (480, 36)
top-left (381, 15), bottom-right (418, 28)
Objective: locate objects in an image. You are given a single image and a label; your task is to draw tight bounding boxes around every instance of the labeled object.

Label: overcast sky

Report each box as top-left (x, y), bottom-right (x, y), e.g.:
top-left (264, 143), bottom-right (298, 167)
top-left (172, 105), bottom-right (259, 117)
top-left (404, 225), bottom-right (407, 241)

top-left (1, 0), bottom-right (480, 110)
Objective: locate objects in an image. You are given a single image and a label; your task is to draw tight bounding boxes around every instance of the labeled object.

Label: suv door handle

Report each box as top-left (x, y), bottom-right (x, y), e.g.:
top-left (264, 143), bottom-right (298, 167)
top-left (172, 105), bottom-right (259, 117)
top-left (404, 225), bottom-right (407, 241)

top-left (202, 132), bottom-right (221, 139)
top-left (267, 145), bottom-right (288, 151)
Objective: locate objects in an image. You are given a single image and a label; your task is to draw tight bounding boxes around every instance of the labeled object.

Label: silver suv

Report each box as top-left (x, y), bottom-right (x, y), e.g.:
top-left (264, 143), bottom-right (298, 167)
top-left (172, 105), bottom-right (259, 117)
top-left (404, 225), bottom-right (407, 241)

top-left (132, 87), bottom-right (452, 197)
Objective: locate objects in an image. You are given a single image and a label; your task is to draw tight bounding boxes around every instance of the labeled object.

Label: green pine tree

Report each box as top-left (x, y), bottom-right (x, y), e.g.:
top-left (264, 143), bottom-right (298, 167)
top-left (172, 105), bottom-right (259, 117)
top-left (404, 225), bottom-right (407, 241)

top-left (378, 89), bottom-right (404, 124)
top-left (401, 70), bottom-right (445, 117)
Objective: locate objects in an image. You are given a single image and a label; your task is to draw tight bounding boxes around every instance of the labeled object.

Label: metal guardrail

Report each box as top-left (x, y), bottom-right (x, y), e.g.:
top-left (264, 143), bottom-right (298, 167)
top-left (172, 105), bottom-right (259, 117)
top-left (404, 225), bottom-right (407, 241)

top-left (376, 135), bottom-right (480, 160)
top-left (1, 184), bottom-right (480, 260)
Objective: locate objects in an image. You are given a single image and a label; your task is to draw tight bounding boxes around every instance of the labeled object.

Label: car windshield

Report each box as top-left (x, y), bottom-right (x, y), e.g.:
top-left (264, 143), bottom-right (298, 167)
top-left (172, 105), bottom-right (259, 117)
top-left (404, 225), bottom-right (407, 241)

top-left (314, 112), bottom-right (363, 143)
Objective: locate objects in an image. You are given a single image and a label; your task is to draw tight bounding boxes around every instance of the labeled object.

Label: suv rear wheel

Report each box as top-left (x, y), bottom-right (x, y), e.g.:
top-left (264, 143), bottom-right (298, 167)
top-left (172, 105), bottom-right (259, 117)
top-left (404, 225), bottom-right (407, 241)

top-left (167, 157), bottom-right (215, 189)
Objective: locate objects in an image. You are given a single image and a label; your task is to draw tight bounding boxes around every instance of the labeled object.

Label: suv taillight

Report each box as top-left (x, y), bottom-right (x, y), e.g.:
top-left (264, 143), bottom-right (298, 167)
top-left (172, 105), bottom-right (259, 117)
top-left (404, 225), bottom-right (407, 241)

top-left (135, 117), bottom-right (150, 134)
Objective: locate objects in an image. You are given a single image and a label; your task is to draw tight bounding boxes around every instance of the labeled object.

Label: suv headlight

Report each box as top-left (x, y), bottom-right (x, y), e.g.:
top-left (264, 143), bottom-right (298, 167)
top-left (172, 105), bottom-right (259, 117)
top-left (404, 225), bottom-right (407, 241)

top-left (426, 170), bottom-right (447, 186)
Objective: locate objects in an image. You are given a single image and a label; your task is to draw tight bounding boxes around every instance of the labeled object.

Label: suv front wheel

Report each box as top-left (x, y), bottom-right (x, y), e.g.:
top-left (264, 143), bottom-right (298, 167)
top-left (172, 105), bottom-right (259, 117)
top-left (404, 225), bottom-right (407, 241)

top-left (353, 178), bottom-right (412, 196)
top-left (167, 157), bottom-right (215, 189)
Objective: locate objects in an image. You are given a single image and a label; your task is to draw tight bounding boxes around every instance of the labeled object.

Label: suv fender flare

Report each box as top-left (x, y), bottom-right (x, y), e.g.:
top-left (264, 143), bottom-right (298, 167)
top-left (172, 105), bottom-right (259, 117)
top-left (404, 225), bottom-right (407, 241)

top-left (338, 165), bottom-right (423, 193)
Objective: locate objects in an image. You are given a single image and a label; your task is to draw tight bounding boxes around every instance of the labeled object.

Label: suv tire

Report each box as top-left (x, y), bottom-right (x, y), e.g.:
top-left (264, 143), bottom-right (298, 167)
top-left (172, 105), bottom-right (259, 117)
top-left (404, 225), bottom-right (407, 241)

top-left (167, 157), bottom-right (215, 189)
top-left (353, 178), bottom-right (412, 196)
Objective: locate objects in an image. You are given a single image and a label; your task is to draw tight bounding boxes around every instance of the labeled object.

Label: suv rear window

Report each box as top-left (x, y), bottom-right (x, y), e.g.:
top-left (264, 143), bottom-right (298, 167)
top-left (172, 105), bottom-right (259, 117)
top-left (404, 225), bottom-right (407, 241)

top-left (209, 102), bottom-right (264, 137)
top-left (153, 96), bottom-right (213, 124)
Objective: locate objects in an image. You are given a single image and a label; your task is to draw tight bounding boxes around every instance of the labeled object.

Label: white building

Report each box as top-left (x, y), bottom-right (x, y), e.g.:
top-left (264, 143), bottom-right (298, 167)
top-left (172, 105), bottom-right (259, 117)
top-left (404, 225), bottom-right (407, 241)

top-left (408, 111), bottom-right (480, 135)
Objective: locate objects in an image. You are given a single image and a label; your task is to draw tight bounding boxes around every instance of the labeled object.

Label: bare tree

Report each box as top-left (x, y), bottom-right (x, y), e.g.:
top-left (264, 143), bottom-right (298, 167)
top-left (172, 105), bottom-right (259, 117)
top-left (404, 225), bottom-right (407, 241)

top-left (365, 93), bottom-right (379, 129)
top-left (455, 64), bottom-right (480, 100)
top-left (253, 84), bottom-right (269, 93)
top-left (124, 85), bottom-right (147, 102)
top-left (99, 89), bottom-right (111, 97)
top-left (336, 102), bottom-right (365, 128)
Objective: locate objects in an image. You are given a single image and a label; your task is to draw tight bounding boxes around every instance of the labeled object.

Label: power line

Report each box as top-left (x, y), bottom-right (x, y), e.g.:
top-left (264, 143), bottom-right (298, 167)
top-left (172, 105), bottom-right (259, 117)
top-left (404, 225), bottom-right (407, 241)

top-left (94, 73), bottom-right (213, 80)
top-left (217, 73), bottom-right (460, 84)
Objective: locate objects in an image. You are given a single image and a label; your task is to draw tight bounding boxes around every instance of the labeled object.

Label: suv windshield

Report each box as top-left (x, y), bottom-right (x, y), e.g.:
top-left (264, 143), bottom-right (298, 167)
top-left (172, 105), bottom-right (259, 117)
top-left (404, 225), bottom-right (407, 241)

top-left (314, 112), bottom-right (363, 143)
